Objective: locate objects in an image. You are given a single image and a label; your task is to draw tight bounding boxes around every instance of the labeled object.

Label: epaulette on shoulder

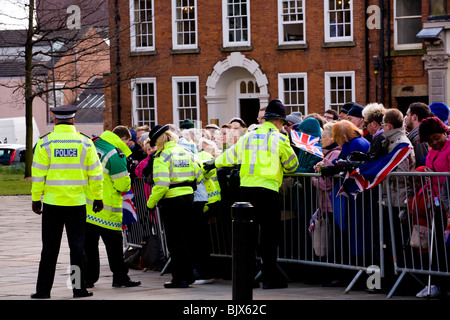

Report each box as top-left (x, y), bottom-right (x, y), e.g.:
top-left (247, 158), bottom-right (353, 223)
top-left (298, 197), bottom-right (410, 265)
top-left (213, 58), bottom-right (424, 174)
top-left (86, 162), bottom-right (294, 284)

top-left (115, 147), bottom-right (125, 158)
top-left (78, 132), bottom-right (92, 139)
top-left (39, 132), bottom-right (51, 139)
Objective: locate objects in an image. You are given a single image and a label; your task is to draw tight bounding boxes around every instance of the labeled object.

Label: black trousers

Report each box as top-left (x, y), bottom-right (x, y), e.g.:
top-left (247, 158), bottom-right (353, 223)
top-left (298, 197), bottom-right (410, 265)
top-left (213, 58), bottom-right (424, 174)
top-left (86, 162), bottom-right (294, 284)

top-left (159, 194), bottom-right (195, 284)
top-left (239, 187), bottom-right (284, 284)
top-left (84, 223), bottom-right (130, 285)
top-left (36, 204), bottom-right (87, 294)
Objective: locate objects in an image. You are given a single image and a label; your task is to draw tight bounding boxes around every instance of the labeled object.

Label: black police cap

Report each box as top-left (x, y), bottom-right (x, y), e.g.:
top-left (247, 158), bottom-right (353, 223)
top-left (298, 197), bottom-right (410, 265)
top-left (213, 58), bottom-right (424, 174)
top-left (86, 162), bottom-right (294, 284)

top-left (149, 124), bottom-right (169, 147)
top-left (50, 105), bottom-right (78, 119)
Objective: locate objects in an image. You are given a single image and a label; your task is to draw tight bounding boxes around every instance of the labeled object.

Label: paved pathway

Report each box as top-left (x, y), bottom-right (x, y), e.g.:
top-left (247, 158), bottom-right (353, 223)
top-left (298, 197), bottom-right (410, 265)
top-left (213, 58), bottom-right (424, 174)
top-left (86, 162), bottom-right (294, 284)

top-left (0, 195), bottom-right (419, 306)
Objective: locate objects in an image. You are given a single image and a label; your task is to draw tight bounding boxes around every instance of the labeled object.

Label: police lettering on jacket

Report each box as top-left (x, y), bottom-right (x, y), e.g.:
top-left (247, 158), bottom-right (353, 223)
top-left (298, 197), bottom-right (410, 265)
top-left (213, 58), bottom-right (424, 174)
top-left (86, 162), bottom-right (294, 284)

top-left (54, 148), bottom-right (78, 157)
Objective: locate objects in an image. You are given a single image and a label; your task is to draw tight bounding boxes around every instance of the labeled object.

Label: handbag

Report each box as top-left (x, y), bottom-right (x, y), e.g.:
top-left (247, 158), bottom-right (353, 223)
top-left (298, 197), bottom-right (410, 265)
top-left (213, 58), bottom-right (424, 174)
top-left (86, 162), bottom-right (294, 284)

top-left (312, 210), bottom-right (331, 257)
top-left (410, 224), bottom-right (429, 250)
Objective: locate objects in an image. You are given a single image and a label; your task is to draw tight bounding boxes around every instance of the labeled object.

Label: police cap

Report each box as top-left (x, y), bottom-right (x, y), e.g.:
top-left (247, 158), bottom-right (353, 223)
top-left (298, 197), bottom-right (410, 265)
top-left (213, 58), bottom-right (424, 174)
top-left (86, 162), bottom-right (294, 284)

top-left (149, 124), bottom-right (169, 147)
top-left (50, 105), bottom-right (78, 120)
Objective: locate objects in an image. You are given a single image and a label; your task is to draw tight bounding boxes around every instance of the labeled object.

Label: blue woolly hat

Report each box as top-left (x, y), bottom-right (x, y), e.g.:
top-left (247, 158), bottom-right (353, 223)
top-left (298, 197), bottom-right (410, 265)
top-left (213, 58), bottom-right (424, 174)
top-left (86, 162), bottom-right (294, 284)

top-left (429, 102), bottom-right (450, 123)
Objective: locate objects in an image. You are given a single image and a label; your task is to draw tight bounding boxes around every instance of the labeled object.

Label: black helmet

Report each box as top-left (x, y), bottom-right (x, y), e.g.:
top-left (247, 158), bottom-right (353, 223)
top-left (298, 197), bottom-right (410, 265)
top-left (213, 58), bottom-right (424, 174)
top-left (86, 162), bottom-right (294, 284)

top-left (262, 99), bottom-right (287, 120)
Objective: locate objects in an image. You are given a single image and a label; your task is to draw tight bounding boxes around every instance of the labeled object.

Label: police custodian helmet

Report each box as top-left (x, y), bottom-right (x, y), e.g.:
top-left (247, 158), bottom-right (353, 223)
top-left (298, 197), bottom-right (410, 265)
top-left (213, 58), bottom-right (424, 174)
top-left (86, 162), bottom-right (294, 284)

top-left (262, 99), bottom-right (287, 121)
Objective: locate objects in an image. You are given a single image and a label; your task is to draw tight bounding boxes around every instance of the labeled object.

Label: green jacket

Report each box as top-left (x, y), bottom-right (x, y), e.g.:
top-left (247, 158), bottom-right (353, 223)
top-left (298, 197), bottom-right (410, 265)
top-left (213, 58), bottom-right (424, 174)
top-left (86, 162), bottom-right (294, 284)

top-left (86, 130), bottom-right (132, 231)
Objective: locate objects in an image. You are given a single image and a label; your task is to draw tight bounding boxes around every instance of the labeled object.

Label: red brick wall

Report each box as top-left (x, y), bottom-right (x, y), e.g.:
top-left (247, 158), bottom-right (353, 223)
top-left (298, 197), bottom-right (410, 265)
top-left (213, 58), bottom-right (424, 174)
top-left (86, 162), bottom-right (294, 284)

top-left (108, 0), bottom-right (428, 128)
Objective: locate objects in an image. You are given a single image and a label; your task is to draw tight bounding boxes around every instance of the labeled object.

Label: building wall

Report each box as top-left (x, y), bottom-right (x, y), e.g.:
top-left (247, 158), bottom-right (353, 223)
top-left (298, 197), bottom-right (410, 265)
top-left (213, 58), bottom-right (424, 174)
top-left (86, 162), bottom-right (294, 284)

top-left (108, 0), bottom-right (429, 129)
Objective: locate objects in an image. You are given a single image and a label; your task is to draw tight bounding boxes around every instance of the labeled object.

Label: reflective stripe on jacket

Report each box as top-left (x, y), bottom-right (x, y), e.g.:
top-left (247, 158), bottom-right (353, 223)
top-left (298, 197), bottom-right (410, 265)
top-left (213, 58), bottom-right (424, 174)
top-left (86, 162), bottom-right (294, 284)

top-left (215, 121), bottom-right (299, 192)
top-left (147, 141), bottom-right (203, 209)
top-left (86, 130), bottom-right (132, 230)
top-left (198, 151), bottom-right (221, 206)
top-left (31, 124), bottom-right (103, 206)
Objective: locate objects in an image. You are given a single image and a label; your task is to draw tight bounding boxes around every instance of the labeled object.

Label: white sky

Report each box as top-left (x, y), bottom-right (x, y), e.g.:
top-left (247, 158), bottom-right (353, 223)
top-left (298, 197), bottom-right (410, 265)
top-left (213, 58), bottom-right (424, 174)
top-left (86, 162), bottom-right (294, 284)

top-left (0, 0), bottom-right (30, 30)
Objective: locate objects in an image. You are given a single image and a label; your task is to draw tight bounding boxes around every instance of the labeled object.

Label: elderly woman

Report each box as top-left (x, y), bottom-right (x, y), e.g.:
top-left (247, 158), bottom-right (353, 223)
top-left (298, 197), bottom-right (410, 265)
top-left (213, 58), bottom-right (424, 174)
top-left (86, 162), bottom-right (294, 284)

top-left (146, 124), bottom-right (203, 289)
top-left (312, 121), bottom-right (341, 213)
top-left (321, 120), bottom-right (370, 176)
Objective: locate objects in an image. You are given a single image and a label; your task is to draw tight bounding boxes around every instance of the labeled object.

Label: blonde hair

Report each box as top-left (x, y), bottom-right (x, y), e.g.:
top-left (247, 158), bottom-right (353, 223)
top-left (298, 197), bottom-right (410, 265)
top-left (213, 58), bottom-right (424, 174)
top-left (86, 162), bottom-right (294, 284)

top-left (155, 130), bottom-right (178, 150)
top-left (323, 121), bottom-right (336, 138)
top-left (332, 120), bottom-right (363, 146)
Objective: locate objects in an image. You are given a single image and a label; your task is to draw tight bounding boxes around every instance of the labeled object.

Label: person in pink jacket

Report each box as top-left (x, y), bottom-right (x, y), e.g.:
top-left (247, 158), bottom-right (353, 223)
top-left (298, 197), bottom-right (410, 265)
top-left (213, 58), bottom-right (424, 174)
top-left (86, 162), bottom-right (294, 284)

top-left (419, 117), bottom-right (450, 201)
top-left (417, 116), bottom-right (450, 298)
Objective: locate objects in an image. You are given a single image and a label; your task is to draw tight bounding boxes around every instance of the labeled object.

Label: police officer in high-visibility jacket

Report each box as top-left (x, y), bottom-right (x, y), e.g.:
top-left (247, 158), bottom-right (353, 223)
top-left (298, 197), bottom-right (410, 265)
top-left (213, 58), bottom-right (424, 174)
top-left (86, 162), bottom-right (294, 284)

top-left (146, 124), bottom-right (204, 288)
top-left (203, 99), bottom-right (299, 289)
top-left (30, 105), bottom-right (103, 299)
top-left (84, 125), bottom-right (141, 289)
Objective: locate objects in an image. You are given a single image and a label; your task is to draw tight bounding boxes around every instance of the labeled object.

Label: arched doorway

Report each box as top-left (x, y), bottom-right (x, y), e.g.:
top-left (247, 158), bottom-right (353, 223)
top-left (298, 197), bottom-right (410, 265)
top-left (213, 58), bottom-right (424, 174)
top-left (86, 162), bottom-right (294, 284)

top-left (205, 52), bottom-right (269, 127)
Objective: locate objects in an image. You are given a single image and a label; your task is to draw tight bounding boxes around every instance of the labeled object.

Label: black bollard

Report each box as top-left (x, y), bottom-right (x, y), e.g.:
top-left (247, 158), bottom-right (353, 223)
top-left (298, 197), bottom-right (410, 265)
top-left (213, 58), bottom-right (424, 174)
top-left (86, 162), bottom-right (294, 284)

top-left (231, 202), bottom-right (254, 301)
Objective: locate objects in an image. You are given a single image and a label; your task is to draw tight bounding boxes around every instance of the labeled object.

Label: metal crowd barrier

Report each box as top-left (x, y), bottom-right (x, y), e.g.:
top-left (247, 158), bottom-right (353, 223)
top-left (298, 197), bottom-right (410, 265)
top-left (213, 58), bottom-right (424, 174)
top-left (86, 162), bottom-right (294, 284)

top-left (123, 178), bottom-right (169, 267)
top-left (278, 173), bottom-right (384, 293)
top-left (125, 172), bottom-right (450, 298)
top-left (385, 171), bottom-right (450, 298)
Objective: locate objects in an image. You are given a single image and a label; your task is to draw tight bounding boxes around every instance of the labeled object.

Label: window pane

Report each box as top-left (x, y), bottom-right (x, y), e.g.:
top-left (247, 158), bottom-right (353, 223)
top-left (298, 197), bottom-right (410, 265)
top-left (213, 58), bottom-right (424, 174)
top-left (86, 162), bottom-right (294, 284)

top-left (134, 80), bottom-right (156, 127)
top-left (133, 0), bottom-right (153, 48)
top-left (281, 75), bottom-right (306, 114)
top-left (397, 18), bottom-right (422, 44)
top-left (396, 0), bottom-right (421, 16)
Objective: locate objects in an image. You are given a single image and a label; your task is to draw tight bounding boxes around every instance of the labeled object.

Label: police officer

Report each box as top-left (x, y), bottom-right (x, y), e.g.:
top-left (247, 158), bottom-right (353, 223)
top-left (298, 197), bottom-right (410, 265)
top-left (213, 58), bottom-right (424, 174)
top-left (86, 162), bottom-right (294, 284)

top-left (146, 124), bottom-right (203, 288)
top-left (203, 99), bottom-right (299, 289)
top-left (31, 105), bottom-right (103, 299)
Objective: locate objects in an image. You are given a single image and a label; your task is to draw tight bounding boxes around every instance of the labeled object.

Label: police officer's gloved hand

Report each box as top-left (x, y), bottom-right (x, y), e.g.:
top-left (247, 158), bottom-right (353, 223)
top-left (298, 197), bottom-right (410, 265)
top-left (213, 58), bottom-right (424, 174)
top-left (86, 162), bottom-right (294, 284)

top-left (203, 159), bottom-right (216, 173)
top-left (93, 199), bottom-right (104, 213)
top-left (32, 201), bottom-right (42, 215)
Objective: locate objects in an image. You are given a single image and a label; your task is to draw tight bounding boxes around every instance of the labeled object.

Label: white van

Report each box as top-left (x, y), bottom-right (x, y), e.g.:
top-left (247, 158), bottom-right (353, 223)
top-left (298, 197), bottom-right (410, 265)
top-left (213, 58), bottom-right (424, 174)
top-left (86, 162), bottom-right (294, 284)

top-left (0, 117), bottom-right (40, 145)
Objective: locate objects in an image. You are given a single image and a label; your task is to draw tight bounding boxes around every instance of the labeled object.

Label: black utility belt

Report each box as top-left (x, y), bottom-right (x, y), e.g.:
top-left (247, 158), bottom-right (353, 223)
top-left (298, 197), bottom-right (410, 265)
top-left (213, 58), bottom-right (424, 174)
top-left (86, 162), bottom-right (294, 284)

top-left (169, 181), bottom-right (195, 189)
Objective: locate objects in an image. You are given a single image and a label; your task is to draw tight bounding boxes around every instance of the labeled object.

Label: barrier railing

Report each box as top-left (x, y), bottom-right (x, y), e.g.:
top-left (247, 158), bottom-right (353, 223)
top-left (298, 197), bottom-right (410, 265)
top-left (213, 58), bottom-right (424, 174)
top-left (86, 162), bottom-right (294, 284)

top-left (385, 171), bottom-right (450, 298)
top-left (125, 171), bottom-right (450, 298)
top-left (278, 173), bottom-right (384, 293)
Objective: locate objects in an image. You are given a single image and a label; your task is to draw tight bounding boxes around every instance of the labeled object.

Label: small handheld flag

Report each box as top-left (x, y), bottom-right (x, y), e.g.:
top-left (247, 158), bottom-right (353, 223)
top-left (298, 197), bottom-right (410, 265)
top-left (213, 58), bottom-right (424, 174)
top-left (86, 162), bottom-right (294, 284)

top-left (290, 130), bottom-right (323, 158)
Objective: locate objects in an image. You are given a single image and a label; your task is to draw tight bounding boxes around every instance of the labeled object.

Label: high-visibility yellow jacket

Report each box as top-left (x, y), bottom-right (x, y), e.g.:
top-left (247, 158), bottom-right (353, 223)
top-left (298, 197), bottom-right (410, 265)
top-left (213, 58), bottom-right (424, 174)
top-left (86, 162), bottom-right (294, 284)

top-left (215, 121), bottom-right (299, 192)
top-left (86, 130), bottom-right (132, 231)
top-left (31, 124), bottom-right (103, 206)
top-left (147, 141), bottom-right (203, 209)
top-left (198, 151), bottom-right (221, 210)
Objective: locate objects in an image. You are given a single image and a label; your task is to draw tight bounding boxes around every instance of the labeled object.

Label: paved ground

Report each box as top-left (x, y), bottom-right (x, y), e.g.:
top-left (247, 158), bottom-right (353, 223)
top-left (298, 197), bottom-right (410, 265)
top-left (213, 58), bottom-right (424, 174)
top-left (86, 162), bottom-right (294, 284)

top-left (0, 195), bottom-right (429, 316)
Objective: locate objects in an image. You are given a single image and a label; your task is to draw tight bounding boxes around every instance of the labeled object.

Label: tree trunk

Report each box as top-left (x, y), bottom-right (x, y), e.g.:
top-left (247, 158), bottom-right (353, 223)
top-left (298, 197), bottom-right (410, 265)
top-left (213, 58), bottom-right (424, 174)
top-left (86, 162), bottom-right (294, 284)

top-left (24, 0), bottom-right (35, 178)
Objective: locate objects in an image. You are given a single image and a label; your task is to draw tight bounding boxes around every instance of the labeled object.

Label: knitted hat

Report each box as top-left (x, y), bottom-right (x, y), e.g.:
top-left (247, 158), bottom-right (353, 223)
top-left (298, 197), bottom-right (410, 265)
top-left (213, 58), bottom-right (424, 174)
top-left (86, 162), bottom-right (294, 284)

top-left (148, 124), bottom-right (169, 147)
top-left (429, 102), bottom-right (450, 123)
top-left (347, 104), bottom-right (364, 119)
top-left (129, 129), bottom-right (137, 142)
top-left (294, 117), bottom-right (321, 138)
top-left (340, 102), bottom-right (356, 114)
top-left (286, 112), bottom-right (303, 125)
top-left (180, 119), bottom-right (195, 129)
top-left (262, 99), bottom-right (287, 120)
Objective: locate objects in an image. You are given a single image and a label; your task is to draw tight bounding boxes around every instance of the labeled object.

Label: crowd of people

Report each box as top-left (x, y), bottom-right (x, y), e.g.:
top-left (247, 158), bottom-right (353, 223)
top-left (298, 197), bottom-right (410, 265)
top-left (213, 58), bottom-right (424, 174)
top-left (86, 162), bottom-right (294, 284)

top-left (30, 99), bottom-right (450, 298)
top-left (121, 100), bottom-right (450, 297)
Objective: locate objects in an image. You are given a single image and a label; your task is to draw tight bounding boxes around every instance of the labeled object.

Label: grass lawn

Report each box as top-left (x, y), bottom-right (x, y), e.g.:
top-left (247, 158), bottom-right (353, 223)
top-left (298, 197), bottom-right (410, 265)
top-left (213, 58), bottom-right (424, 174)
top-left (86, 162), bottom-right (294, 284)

top-left (0, 164), bottom-right (32, 196)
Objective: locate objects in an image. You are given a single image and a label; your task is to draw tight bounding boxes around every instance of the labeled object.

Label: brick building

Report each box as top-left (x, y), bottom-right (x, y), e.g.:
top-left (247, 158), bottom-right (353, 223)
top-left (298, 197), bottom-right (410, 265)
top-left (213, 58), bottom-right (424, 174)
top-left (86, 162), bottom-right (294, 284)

top-left (102, 1), bottom-right (447, 129)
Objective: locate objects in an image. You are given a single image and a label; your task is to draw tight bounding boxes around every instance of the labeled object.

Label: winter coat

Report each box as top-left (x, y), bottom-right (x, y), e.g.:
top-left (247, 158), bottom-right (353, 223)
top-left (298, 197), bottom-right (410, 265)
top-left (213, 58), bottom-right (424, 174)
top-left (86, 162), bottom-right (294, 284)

top-left (425, 138), bottom-right (450, 200)
top-left (381, 127), bottom-right (416, 207)
top-left (312, 143), bottom-right (341, 212)
top-left (293, 118), bottom-right (322, 173)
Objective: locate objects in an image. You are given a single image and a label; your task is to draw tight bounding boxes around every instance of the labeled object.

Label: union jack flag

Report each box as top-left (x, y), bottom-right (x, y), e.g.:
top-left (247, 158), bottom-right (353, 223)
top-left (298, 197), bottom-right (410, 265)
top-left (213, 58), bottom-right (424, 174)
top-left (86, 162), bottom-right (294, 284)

top-left (122, 190), bottom-right (138, 228)
top-left (290, 130), bottom-right (323, 158)
top-left (337, 142), bottom-right (413, 198)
